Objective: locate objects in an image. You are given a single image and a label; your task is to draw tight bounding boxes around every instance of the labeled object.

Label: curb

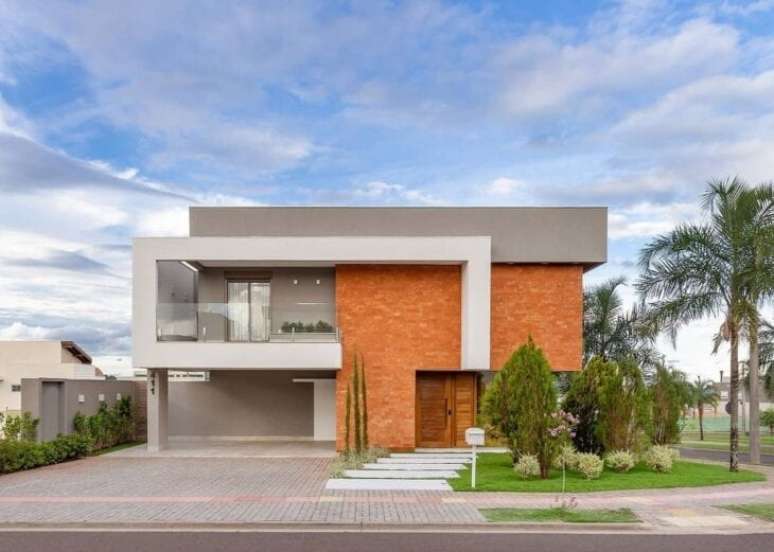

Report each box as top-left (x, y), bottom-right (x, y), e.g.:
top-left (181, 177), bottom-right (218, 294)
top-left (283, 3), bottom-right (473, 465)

top-left (0, 520), bottom-right (653, 534)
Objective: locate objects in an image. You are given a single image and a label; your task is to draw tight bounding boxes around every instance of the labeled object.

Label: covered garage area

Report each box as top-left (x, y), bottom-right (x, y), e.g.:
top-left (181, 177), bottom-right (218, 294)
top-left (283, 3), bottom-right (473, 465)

top-left (140, 369), bottom-right (337, 458)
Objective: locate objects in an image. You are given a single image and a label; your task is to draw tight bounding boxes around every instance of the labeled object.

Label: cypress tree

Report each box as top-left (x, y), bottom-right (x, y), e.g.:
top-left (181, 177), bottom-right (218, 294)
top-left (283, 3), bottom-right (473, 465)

top-left (344, 384), bottom-right (352, 455)
top-left (360, 354), bottom-right (369, 450)
top-left (352, 356), bottom-right (362, 454)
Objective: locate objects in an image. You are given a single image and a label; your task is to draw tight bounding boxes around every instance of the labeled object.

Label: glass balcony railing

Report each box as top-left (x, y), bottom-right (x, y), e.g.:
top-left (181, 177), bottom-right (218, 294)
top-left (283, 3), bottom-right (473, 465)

top-left (156, 303), bottom-right (339, 343)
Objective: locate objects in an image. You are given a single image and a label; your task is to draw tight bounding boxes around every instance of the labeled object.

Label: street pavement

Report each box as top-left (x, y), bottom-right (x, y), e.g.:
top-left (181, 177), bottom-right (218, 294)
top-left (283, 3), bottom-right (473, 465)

top-left (0, 531), bottom-right (772, 552)
top-left (679, 446), bottom-right (774, 466)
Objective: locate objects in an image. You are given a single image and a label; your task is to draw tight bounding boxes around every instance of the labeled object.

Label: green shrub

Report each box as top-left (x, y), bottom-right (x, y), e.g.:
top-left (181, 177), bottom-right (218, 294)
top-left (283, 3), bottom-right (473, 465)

top-left (604, 450), bottom-right (635, 473)
top-left (514, 454), bottom-right (540, 479)
top-left (1, 412), bottom-right (40, 442)
top-left (597, 358), bottom-right (649, 452)
top-left (552, 443), bottom-right (578, 470)
top-left (648, 366), bottom-right (692, 445)
top-left (0, 434), bottom-right (90, 474)
top-left (575, 453), bottom-right (604, 480)
top-left (481, 338), bottom-right (557, 478)
top-left (762, 409), bottom-right (774, 435)
top-left (644, 445), bottom-right (673, 473)
top-left (73, 396), bottom-right (135, 451)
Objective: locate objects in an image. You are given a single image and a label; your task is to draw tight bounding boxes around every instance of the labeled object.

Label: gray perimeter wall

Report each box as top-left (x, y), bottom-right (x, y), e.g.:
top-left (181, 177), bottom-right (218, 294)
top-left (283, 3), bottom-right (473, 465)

top-left (21, 379), bottom-right (140, 441)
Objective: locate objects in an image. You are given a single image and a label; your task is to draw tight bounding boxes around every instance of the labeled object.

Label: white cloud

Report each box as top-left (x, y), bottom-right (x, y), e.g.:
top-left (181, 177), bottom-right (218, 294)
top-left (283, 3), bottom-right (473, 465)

top-left (353, 181), bottom-right (443, 205)
top-left (497, 18), bottom-right (739, 117)
top-left (608, 201), bottom-right (699, 239)
top-left (484, 177), bottom-right (524, 196)
top-left (135, 206), bottom-right (189, 237)
top-left (0, 321), bottom-right (57, 340)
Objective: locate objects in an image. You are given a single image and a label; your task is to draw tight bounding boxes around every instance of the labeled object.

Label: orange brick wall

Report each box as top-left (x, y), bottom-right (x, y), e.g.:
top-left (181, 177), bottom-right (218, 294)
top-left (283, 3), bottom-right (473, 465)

top-left (490, 264), bottom-right (583, 372)
top-left (335, 265), bottom-right (461, 451)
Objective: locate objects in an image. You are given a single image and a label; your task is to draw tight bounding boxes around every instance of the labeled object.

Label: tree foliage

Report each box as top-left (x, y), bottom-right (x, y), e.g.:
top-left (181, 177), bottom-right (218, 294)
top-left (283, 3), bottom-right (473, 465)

top-left (583, 278), bottom-right (659, 368)
top-left (596, 357), bottom-right (650, 452)
top-left (648, 365), bottom-right (692, 445)
top-left (481, 338), bottom-right (557, 478)
top-left (637, 178), bottom-right (774, 470)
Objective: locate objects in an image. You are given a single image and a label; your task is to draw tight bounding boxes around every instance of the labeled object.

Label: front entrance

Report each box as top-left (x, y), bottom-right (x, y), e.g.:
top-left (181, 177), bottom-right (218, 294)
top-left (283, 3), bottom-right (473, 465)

top-left (415, 372), bottom-right (477, 448)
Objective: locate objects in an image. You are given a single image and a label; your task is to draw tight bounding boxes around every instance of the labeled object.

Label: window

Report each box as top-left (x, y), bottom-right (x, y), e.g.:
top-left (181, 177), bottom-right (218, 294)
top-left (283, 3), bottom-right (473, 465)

top-left (227, 280), bottom-right (270, 342)
top-left (11, 384), bottom-right (21, 392)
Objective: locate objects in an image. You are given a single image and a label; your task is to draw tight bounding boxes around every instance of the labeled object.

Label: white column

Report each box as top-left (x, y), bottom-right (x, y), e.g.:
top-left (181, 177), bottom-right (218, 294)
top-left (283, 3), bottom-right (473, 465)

top-left (461, 258), bottom-right (491, 371)
top-left (146, 368), bottom-right (168, 452)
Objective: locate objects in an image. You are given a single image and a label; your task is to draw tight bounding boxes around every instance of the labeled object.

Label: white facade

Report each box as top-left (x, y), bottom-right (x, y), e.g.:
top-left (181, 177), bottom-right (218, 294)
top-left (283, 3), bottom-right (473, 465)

top-left (133, 236), bottom-right (492, 372)
top-left (0, 341), bottom-right (100, 415)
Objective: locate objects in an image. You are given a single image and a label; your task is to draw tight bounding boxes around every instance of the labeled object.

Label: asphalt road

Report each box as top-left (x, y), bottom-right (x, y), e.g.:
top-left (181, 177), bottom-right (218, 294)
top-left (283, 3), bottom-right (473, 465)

top-left (1, 531), bottom-right (772, 552)
top-left (679, 446), bottom-right (774, 465)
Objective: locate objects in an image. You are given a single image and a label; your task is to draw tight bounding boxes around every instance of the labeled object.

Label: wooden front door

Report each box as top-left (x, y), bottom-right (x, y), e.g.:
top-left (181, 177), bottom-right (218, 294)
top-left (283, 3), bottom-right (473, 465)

top-left (416, 372), bottom-right (477, 448)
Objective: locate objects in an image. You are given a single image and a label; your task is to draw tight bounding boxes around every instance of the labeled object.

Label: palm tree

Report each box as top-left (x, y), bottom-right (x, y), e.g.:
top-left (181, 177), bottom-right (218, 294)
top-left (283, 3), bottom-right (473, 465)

top-left (636, 178), bottom-right (771, 471)
top-left (742, 183), bottom-right (774, 464)
top-left (691, 377), bottom-right (720, 441)
top-left (761, 321), bottom-right (774, 400)
top-left (583, 277), bottom-right (659, 368)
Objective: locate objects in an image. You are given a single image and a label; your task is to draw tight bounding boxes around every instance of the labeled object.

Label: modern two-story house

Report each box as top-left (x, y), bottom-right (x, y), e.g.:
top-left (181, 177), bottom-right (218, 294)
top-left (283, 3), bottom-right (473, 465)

top-left (133, 207), bottom-right (606, 452)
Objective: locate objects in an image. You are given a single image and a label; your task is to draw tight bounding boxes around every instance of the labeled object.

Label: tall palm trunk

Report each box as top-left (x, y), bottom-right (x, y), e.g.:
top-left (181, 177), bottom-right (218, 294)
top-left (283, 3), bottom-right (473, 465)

top-left (749, 318), bottom-right (761, 464)
top-left (729, 321), bottom-right (740, 472)
top-left (698, 400), bottom-right (704, 441)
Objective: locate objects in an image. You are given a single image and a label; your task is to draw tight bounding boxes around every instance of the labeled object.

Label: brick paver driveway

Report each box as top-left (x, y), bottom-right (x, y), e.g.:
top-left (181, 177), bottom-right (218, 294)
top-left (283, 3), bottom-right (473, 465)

top-left (0, 454), bottom-right (481, 525)
top-left (0, 450), bottom-right (772, 530)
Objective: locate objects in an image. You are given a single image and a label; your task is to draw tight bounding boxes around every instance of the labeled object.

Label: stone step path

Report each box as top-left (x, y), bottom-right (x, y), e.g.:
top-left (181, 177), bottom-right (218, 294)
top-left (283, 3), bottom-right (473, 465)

top-left (390, 453), bottom-right (472, 459)
top-left (324, 450), bottom-right (469, 491)
top-left (377, 457), bottom-right (471, 464)
top-left (343, 469), bottom-right (459, 479)
top-left (361, 462), bottom-right (466, 470)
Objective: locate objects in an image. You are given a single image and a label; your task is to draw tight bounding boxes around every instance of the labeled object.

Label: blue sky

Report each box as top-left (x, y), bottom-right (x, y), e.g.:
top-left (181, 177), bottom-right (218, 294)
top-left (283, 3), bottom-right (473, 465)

top-left (1, 0), bottom-right (773, 377)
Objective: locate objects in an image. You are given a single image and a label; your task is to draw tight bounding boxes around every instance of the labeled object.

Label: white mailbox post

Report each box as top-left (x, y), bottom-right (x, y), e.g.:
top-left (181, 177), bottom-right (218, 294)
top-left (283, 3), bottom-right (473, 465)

top-left (465, 427), bottom-right (485, 489)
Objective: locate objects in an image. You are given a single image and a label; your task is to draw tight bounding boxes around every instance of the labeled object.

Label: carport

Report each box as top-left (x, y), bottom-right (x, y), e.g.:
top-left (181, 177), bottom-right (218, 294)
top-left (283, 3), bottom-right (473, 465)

top-left (145, 369), bottom-right (336, 455)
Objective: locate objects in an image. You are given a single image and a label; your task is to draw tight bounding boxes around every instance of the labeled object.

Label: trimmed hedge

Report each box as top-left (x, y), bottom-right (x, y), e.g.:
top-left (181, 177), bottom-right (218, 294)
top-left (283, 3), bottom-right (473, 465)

top-left (0, 433), bottom-right (91, 474)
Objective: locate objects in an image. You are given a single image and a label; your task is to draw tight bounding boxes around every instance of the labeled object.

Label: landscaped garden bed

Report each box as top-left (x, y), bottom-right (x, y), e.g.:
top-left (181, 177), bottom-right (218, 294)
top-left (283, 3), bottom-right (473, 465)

top-left (450, 453), bottom-right (765, 492)
top-left (722, 503), bottom-right (774, 522)
top-left (480, 507), bottom-right (639, 523)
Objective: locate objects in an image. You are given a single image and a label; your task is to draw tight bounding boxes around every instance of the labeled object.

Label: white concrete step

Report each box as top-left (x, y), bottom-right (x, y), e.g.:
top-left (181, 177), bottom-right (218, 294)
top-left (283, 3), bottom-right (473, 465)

top-left (362, 462), bottom-right (466, 470)
top-left (390, 453), bottom-right (472, 459)
top-left (377, 457), bottom-right (471, 464)
top-left (344, 469), bottom-right (458, 479)
top-left (416, 447), bottom-right (508, 454)
top-left (326, 479), bottom-right (453, 491)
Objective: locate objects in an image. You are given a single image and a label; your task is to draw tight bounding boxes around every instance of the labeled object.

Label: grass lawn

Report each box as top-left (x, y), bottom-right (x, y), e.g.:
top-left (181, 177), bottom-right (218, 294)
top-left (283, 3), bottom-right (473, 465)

top-left (722, 503), bottom-right (774, 522)
top-left (92, 441), bottom-right (145, 456)
top-left (481, 507), bottom-right (639, 523)
top-left (449, 453), bottom-right (765, 492)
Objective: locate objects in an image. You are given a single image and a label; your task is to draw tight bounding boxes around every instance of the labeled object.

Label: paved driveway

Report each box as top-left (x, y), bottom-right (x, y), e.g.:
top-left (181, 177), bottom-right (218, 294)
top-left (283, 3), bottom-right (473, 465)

top-left (0, 453), bottom-right (480, 525)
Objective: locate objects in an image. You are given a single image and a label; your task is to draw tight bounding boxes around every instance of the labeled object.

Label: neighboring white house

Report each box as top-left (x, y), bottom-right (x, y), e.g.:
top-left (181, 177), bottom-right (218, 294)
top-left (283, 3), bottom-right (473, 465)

top-left (0, 340), bottom-right (102, 416)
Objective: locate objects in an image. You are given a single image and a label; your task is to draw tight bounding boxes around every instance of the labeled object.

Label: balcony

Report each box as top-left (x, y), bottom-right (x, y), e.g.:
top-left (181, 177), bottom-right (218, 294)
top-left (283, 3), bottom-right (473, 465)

top-left (150, 261), bottom-right (341, 370)
top-left (156, 302), bottom-right (340, 343)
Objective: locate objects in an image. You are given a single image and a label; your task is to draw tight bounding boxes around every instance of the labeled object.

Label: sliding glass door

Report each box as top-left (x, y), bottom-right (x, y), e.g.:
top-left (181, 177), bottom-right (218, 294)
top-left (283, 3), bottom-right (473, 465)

top-left (227, 281), bottom-right (270, 342)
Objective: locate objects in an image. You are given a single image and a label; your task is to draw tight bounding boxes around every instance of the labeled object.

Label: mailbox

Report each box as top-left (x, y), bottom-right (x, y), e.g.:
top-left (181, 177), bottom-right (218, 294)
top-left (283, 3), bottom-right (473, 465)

top-left (465, 427), bottom-right (485, 446)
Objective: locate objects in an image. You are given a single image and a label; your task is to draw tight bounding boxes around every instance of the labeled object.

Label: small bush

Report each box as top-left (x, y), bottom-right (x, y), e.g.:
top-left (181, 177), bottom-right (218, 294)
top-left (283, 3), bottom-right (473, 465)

top-left (552, 443), bottom-right (578, 470)
top-left (604, 450), bottom-right (635, 473)
top-left (0, 433), bottom-right (90, 474)
top-left (644, 445), bottom-right (673, 473)
top-left (514, 454), bottom-right (541, 479)
top-left (575, 453), bottom-right (604, 480)
top-left (73, 396), bottom-right (135, 451)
